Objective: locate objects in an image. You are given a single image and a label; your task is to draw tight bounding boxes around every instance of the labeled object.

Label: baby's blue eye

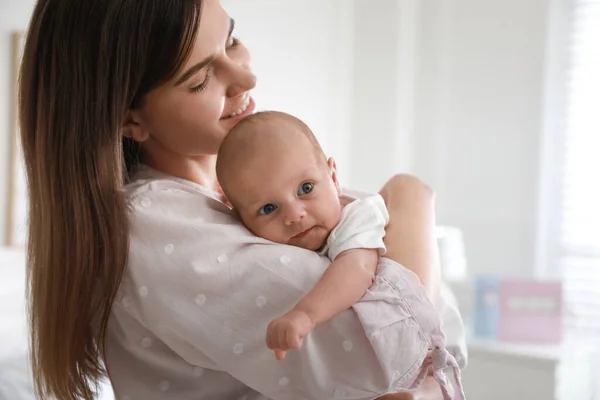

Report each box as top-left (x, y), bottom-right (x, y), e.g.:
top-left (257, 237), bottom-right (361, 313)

top-left (298, 182), bottom-right (314, 196)
top-left (259, 204), bottom-right (277, 215)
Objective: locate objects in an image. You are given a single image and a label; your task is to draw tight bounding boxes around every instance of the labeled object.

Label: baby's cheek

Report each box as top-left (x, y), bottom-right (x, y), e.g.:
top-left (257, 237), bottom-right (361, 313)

top-left (253, 221), bottom-right (287, 244)
top-left (326, 205), bottom-right (343, 231)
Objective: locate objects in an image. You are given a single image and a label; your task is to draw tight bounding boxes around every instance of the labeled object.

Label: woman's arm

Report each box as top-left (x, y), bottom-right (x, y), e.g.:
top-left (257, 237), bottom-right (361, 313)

top-left (379, 174), bottom-right (441, 300)
top-left (377, 175), bottom-right (444, 400)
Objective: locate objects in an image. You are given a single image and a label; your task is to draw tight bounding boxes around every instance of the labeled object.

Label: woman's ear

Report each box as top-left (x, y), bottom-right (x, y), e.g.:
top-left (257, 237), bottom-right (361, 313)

top-left (327, 157), bottom-right (342, 195)
top-left (122, 110), bottom-right (150, 143)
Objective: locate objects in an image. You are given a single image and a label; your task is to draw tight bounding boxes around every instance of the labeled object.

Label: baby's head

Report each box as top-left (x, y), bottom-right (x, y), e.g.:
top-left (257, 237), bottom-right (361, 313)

top-left (217, 111), bottom-right (342, 251)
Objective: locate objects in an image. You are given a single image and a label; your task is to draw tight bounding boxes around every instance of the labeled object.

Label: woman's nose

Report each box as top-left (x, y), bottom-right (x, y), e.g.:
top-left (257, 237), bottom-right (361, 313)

top-left (284, 204), bottom-right (307, 226)
top-left (224, 59), bottom-right (257, 98)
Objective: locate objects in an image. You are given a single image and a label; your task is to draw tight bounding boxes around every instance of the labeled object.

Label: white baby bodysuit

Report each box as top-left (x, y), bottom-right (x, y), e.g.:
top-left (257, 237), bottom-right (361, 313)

top-left (319, 194), bottom-right (389, 260)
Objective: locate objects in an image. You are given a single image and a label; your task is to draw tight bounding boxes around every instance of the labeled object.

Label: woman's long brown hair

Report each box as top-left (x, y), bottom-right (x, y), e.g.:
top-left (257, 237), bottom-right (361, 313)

top-left (20, 1), bottom-right (202, 398)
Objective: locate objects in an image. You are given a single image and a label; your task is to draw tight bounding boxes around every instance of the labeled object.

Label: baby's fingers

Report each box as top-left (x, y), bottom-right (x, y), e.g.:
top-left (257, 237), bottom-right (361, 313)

top-left (274, 349), bottom-right (287, 360)
top-left (277, 326), bottom-right (288, 350)
top-left (286, 328), bottom-right (302, 350)
top-left (266, 322), bottom-right (278, 350)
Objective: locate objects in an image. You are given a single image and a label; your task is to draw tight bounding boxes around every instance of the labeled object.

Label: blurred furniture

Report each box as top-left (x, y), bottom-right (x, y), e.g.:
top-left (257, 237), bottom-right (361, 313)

top-left (0, 248), bottom-right (114, 400)
top-left (436, 226), bottom-right (468, 282)
top-left (0, 248), bottom-right (33, 399)
top-left (462, 338), bottom-right (594, 400)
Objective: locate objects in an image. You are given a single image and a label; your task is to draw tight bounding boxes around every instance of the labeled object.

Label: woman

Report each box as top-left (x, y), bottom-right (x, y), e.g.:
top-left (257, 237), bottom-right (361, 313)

top-left (21, 0), bottom-right (460, 399)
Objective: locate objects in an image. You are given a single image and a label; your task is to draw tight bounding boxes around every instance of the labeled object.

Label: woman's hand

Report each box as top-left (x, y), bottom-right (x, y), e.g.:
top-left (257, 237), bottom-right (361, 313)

top-left (376, 376), bottom-right (444, 400)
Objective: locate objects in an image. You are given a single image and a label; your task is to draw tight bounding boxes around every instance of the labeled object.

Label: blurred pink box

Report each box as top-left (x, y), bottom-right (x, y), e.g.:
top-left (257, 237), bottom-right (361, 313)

top-left (498, 279), bottom-right (562, 344)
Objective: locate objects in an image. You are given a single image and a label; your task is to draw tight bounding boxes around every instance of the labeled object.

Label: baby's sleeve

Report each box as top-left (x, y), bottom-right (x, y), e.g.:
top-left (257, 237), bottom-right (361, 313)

top-left (123, 184), bottom-right (432, 399)
top-left (326, 194), bottom-right (390, 260)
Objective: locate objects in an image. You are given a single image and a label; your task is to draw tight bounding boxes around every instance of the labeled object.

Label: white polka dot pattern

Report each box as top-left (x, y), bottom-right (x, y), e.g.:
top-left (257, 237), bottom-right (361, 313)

top-left (121, 182), bottom-right (459, 398)
top-left (278, 377), bottom-right (290, 386)
top-left (255, 296), bottom-right (267, 308)
top-left (233, 343), bottom-right (244, 355)
top-left (280, 255), bottom-right (291, 265)
top-left (195, 294), bottom-right (207, 307)
top-left (342, 340), bottom-right (353, 352)
top-left (158, 381), bottom-right (170, 392)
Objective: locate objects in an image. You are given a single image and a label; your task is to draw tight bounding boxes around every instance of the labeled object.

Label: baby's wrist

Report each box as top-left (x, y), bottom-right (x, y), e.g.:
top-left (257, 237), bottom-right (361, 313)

top-left (290, 307), bottom-right (318, 327)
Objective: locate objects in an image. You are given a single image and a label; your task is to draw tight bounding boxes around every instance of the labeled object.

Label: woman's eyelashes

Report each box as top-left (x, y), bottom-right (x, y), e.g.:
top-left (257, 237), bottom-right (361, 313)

top-left (189, 37), bottom-right (241, 93)
top-left (190, 70), bottom-right (211, 93)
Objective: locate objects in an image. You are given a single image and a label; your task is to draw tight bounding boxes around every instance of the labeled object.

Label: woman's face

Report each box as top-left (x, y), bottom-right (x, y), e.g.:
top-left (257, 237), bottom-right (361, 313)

top-left (130, 0), bottom-right (257, 163)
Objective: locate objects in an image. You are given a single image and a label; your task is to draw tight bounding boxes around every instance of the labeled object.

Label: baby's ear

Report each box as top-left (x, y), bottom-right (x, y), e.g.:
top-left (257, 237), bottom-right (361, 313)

top-left (327, 157), bottom-right (342, 195)
top-left (231, 207), bottom-right (242, 219)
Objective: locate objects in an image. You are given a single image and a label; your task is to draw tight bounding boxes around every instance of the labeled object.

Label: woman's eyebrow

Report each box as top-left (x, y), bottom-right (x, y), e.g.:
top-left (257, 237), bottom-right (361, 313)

top-left (175, 18), bottom-right (235, 87)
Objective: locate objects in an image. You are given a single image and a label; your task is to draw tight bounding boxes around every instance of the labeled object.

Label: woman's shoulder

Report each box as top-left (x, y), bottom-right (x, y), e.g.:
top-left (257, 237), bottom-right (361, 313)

top-left (124, 165), bottom-right (256, 248)
top-left (124, 164), bottom-right (224, 206)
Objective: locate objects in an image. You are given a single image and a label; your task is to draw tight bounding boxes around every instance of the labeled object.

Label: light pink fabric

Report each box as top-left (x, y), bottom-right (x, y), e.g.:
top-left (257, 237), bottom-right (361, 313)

top-left (105, 165), bottom-right (465, 400)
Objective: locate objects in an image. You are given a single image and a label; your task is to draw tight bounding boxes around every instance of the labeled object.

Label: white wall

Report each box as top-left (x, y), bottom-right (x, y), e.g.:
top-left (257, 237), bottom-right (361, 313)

top-left (0, 0), bottom-right (36, 245)
top-left (348, 0), bottom-right (413, 192)
top-left (411, 0), bottom-right (551, 277)
top-left (222, 0), bottom-right (355, 183)
top-left (338, 0), bottom-right (552, 277)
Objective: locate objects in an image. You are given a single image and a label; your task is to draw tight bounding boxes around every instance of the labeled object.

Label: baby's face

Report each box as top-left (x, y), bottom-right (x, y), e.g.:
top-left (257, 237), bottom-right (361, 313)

top-left (228, 142), bottom-right (342, 251)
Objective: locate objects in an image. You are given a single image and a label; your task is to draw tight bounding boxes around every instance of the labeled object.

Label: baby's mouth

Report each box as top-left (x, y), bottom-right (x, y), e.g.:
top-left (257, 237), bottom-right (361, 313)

top-left (292, 227), bottom-right (312, 239)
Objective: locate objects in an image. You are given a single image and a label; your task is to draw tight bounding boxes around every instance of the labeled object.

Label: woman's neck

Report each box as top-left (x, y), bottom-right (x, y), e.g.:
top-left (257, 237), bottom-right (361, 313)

top-left (144, 152), bottom-right (220, 191)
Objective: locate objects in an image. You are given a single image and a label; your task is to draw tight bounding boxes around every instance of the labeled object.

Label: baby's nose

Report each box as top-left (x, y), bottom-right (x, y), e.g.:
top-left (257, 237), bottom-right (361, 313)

top-left (284, 204), bottom-right (306, 225)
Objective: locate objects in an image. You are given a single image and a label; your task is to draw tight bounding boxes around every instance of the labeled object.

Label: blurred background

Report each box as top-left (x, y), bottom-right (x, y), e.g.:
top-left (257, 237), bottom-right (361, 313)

top-left (1, 0), bottom-right (598, 399)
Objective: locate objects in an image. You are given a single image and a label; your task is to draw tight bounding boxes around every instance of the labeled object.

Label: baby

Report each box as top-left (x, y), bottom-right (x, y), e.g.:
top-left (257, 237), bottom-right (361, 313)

top-left (216, 111), bottom-right (465, 399)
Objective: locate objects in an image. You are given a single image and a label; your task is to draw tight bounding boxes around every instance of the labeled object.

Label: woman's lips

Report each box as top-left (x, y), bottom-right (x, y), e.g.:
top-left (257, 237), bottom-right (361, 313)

top-left (222, 96), bottom-right (256, 121)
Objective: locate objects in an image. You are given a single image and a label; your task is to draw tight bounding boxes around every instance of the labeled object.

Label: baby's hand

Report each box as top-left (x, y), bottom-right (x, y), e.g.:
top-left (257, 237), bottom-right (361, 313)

top-left (266, 310), bottom-right (316, 360)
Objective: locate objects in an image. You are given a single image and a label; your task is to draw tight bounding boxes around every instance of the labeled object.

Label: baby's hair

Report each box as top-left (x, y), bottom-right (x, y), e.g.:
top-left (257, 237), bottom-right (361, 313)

top-left (216, 111), bottom-right (327, 186)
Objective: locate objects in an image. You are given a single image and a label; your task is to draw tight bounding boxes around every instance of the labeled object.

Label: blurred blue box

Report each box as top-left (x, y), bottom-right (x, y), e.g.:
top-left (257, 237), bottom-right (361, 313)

top-left (474, 275), bottom-right (500, 339)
